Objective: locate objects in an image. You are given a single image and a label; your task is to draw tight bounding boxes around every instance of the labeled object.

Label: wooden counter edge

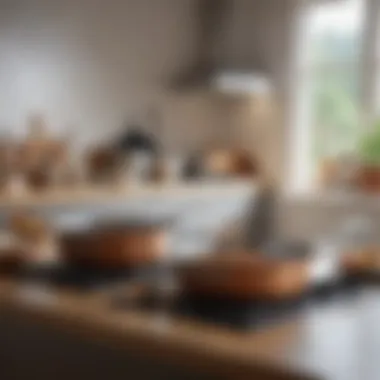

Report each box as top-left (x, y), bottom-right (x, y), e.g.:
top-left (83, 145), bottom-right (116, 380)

top-left (0, 280), bottom-right (318, 380)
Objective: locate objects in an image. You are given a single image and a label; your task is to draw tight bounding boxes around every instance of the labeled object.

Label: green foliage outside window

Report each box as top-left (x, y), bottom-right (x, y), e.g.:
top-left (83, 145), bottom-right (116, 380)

top-left (358, 121), bottom-right (380, 166)
top-left (311, 30), bottom-right (361, 162)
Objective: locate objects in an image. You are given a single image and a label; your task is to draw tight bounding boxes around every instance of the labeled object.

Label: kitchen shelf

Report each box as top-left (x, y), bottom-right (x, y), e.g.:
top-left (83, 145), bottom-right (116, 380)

top-left (0, 180), bottom-right (255, 210)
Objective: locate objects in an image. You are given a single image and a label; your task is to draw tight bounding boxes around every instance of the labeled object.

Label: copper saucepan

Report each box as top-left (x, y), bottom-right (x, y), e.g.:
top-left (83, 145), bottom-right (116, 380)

top-left (60, 222), bottom-right (169, 269)
top-left (0, 248), bottom-right (24, 274)
top-left (341, 248), bottom-right (380, 275)
top-left (177, 254), bottom-right (311, 301)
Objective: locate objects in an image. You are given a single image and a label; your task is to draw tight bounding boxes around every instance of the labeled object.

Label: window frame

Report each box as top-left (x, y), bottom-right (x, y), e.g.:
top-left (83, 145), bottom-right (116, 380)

top-left (287, 0), bottom-right (380, 193)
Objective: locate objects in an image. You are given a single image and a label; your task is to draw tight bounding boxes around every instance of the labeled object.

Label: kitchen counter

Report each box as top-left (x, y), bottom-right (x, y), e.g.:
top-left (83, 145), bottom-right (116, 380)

top-left (0, 278), bottom-right (309, 380)
top-left (0, 180), bottom-right (257, 258)
top-left (1, 278), bottom-right (379, 380)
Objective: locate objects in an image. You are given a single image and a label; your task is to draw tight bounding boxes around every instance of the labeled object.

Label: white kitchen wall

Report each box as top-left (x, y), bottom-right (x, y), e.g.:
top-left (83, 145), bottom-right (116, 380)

top-left (0, 0), bottom-right (224, 150)
top-left (0, 0), bottom-right (296, 181)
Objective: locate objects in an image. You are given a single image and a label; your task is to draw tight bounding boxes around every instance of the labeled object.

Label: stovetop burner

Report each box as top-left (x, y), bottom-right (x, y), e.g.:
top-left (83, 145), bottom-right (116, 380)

top-left (172, 295), bottom-right (307, 330)
top-left (112, 277), bottom-right (365, 331)
top-left (113, 293), bottom-right (311, 331)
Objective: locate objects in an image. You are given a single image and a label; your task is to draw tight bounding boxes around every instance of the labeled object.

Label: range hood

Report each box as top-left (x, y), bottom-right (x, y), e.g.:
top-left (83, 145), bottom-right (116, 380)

top-left (208, 69), bottom-right (272, 96)
top-left (174, 0), bottom-right (273, 96)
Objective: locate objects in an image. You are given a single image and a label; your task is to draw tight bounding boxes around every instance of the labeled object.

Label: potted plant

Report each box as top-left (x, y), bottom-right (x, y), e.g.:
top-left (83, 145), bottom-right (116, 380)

top-left (357, 120), bottom-right (380, 192)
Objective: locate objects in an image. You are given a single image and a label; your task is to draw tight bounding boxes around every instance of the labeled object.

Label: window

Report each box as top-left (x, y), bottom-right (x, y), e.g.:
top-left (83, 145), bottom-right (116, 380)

top-left (290, 0), bottom-right (374, 191)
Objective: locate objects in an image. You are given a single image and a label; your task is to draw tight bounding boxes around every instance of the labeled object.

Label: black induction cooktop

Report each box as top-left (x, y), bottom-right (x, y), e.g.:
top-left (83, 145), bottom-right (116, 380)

top-left (112, 277), bottom-right (361, 331)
